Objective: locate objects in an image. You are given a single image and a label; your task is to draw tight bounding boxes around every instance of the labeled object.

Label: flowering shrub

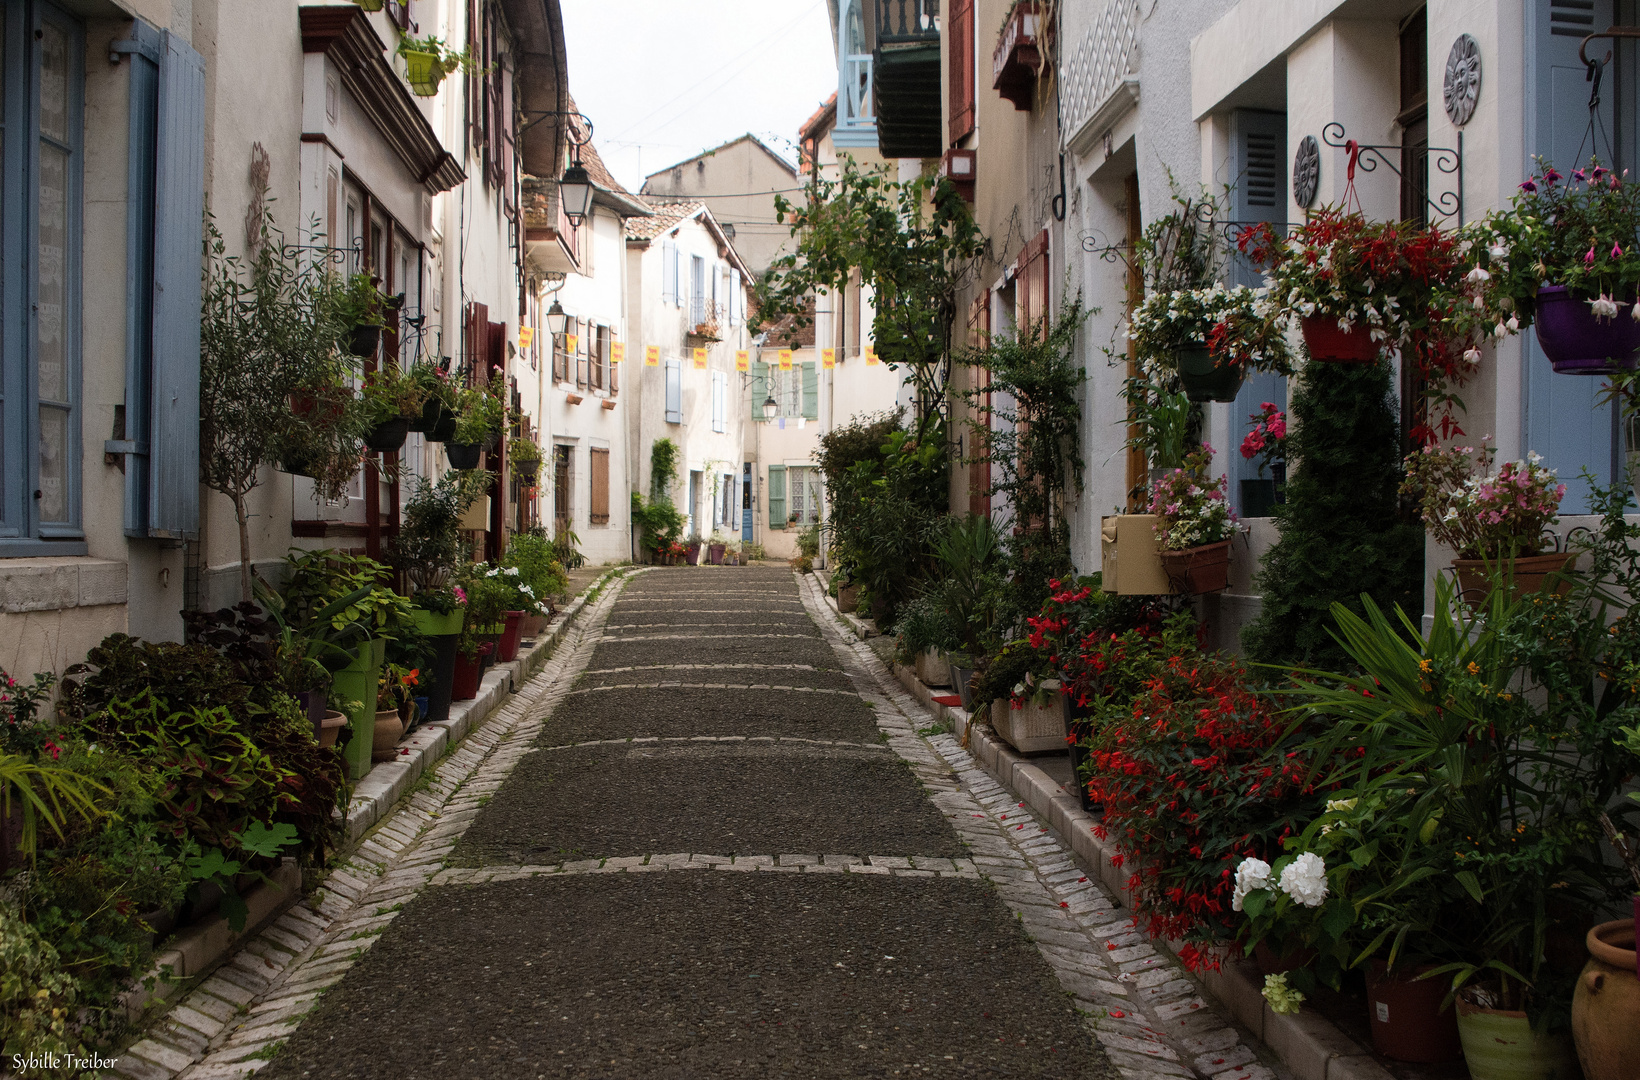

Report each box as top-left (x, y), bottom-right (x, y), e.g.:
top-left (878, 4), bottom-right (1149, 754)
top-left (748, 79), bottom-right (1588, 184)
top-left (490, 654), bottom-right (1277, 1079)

top-left (1241, 208), bottom-right (1472, 442)
top-left (1401, 438), bottom-right (1564, 559)
top-left (1083, 651), bottom-right (1327, 969)
top-left (1238, 402), bottom-right (1287, 476)
top-left (1148, 448), bottom-right (1237, 550)
top-left (1023, 578), bottom-right (1192, 710)
top-left (1128, 284), bottom-right (1292, 383)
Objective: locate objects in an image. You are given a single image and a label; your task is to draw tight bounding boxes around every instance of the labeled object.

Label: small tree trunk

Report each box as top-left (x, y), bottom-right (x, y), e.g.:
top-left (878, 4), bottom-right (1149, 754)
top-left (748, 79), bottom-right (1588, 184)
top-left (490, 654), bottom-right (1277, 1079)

top-left (232, 489), bottom-right (254, 603)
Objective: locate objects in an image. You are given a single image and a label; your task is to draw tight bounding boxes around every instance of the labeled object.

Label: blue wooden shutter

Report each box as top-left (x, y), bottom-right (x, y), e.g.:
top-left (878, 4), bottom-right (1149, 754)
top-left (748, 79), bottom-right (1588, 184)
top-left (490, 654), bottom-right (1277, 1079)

top-left (801, 361), bottom-right (819, 419)
top-left (749, 359), bottom-right (767, 420)
top-left (1226, 108), bottom-right (1288, 517)
top-left (1524, 0), bottom-right (1618, 512)
top-left (664, 357), bottom-right (682, 423)
top-left (148, 31), bottom-right (205, 538)
top-left (118, 20), bottom-right (163, 538)
top-left (661, 239), bottom-right (677, 304)
top-left (767, 464), bottom-right (786, 528)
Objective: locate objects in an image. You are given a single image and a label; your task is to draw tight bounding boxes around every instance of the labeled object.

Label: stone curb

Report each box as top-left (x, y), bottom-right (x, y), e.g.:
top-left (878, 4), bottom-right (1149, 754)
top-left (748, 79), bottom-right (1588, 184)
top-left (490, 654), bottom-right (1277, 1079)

top-left (885, 658), bottom-right (1394, 1080)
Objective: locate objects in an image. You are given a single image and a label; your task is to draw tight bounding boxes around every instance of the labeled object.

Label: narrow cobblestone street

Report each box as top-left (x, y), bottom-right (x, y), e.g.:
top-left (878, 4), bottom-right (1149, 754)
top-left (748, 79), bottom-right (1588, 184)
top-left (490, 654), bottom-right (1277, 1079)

top-left (143, 567), bottom-right (1284, 1080)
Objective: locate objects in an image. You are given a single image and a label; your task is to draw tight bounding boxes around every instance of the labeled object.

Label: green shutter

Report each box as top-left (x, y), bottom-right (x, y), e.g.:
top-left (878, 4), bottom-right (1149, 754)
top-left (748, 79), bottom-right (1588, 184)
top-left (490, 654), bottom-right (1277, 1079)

top-left (801, 361), bottom-right (819, 419)
top-left (767, 464), bottom-right (786, 529)
top-left (749, 360), bottom-right (767, 421)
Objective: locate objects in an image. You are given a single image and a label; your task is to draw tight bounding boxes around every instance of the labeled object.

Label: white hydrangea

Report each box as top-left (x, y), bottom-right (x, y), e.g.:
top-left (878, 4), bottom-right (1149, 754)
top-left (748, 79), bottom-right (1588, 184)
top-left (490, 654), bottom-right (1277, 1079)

top-left (1231, 857), bottom-right (1272, 912)
top-left (1278, 852), bottom-right (1329, 908)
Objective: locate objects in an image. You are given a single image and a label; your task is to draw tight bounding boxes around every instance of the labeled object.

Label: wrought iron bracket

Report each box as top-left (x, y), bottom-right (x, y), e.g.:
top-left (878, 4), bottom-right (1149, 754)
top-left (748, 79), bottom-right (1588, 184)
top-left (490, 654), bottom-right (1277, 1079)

top-left (1321, 121), bottom-right (1463, 225)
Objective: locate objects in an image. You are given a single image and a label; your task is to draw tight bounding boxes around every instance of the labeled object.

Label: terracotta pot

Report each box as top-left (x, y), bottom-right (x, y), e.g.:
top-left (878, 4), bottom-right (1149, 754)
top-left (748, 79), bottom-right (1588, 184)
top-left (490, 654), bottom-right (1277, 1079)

top-left (685, 543), bottom-right (702, 565)
top-left (1365, 962), bottom-right (1462, 1063)
top-left (451, 651), bottom-right (484, 701)
top-left (1158, 540), bottom-right (1231, 594)
top-left (708, 543), bottom-right (726, 565)
top-left (498, 611), bottom-right (525, 662)
top-left (1535, 284), bottom-right (1640, 375)
top-left (318, 710), bottom-right (348, 748)
top-left (519, 613), bottom-right (548, 638)
top-left (1176, 344), bottom-right (1246, 403)
top-left (372, 708), bottom-right (406, 761)
top-left (1572, 919), bottom-right (1639, 1080)
top-left (1300, 315), bottom-right (1381, 363)
top-left (1452, 550), bottom-right (1575, 604)
top-left (1455, 998), bottom-right (1580, 1080)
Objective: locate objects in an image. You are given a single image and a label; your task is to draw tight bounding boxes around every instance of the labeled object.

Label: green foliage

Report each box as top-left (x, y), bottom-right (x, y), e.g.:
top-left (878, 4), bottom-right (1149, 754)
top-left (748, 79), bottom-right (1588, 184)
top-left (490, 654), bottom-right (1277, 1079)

top-left (649, 438), bottom-right (681, 501)
top-left (756, 162), bottom-right (985, 435)
top-left (926, 514), bottom-right (1007, 659)
top-left (634, 440), bottom-right (686, 555)
top-left (892, 593), bottom-right (962, 662)
top-left (0, 898), bottom-right (84, 1072)
top-left (795, 524), bottom-right (821, 559)
top-left (183, 822), bottom-right (300, 934)
top-left (392, 471), bottom-right (490, 595)
top-left (551, 528), bottom-right (587, 571)
top-left (0, 754), bottom-right (104, 863)
top-left (275, 549), bottom-right (411, 653)
top-left (1243, 359), bottom-right (1422, 670)
top-left (959, 298), bottom-right (1088, 629)
top-left (452, 384), bottom-right (506, 447)
top-left (360, 359), bottom-right (430, 425)
top-left (502, 532), bottom-right (568, 606)
top-left (334, 272), bottom-right (388, 328)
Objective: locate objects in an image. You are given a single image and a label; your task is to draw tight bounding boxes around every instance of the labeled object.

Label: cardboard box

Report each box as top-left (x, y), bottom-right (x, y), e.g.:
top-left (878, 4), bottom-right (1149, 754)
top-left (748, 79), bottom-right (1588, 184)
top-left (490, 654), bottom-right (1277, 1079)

top-left (1100, 515), bottom-right (1174, 596)
top-left (459, 496), bottom-right (491, 531)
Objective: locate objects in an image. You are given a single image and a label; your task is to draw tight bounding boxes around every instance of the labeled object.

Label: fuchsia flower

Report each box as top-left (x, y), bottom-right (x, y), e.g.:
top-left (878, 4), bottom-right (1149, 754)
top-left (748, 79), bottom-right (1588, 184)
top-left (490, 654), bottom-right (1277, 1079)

top-left (1520, 179), bottom-right (1538, 193)
top-left (1587, 246), bottom-right (1598, 266)
top-left (1544, 168), bottom-right (1562, 185)
top-left (453, 586), bottom-right (468, 604)
top-left (1615, 242), bottom-right (1626, 259)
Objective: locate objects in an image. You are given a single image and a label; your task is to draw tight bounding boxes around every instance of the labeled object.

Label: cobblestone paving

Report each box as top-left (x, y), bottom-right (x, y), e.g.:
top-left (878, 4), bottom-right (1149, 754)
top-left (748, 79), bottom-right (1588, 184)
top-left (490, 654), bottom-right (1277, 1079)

top-left (116, 568), bottom-right (1282, 1080)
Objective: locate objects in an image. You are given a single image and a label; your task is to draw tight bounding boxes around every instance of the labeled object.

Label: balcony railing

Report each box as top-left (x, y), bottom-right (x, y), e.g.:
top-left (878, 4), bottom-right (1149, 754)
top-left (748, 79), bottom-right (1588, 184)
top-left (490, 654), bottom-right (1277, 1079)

top-left (877, 0), bottom-right (938, 46)
top-left (872, 0), bottom-right (941, 158)
top-left (1061, 0), bottom-right (1141, 142)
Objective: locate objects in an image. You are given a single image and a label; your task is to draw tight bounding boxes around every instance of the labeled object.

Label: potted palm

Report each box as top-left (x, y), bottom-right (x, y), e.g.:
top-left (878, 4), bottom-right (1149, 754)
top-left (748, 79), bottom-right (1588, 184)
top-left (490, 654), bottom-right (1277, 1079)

top-left (1401, 437), bottom-right (1569, 602)
top-left (1148, 447), bottom-right (1239, 594)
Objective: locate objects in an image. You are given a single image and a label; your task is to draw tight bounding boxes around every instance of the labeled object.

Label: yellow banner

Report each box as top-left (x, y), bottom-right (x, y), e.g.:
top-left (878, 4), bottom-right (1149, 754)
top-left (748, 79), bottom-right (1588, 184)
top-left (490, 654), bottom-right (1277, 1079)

top-left (865, 346), bottom-right (879, 365)
top-left (822, 348), bottom-right (836, 369)
top-left (693, 347), bottom-right (708, 369)
top-left (735, 350), bottom-right (749, 372)
top-left (778, 349), bottom-right (793, 371)
top-left (645, 345), bottom-right (660, 367)
top-left (565, 333), bottom-right (578, 353)
top-left (610, 342), bottom-right (624, 364)
top-left (518, 327), bottom-right (534, 350)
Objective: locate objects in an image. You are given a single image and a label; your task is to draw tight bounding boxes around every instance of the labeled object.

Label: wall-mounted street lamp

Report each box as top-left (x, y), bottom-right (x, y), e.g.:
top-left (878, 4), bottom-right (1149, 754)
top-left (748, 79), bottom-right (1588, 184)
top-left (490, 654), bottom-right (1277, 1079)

top-left (762, 395), bottom-right (779, 420)
top-left (545, 300), bottom-right (569, 336)
top-left (519, 108), bottom-right (598, 227)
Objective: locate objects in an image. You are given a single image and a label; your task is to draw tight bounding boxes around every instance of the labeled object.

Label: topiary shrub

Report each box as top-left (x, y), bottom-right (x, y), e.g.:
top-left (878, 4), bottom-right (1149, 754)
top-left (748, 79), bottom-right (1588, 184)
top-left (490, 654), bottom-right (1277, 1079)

top-left (1242, 359), bottom-right (1423, 671)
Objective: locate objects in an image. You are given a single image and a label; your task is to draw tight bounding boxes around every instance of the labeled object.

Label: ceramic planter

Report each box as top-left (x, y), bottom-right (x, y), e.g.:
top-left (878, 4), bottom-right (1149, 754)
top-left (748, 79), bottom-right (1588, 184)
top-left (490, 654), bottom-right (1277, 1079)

top-left (318, 709), bottom-right (348, 748)
top-left (1300, 315), bottom-right (1380, 363)
top-left (990, 694), bottom-right (1066, 754)
top-left (412, 607), bottom-right (462, 725)
top-left (1176, 345), bottom-right (1246, 403)
top-left (1158, 540), bottom-right (1231, 594)
top-left (1451, 550), bottom-right (1574, 604)
top-left (1455, 999), bottom-right (1579, 1080)
top-left (330, 638), bottom-right (387, 779)
top-left (498, 611), bottom-right (525, 662)
top-left (708, 543), bottom-right (726, 565)
top-left (684, 543), bottom-right (702, 566)
top-left (1534, 284), bottom-right (1640, 374)
top-left (451, 648), bottom-right (485, 700)
top-left (1571, 918), bottom-right (1639, 1080)
top-left (371, 708), bottom-right (406, 762)
top-left (520, 613), bottom-right (548, 637)
top-left (346, 323), bottom-right (381, 358)
top-left (364, 417), bottom-right (409, 452)
top-left (446, 442), bottom-right (482, 470)
top-left (915, 649), bottom-right (950, 687)
top-left (1365, 962), bottom-right (1462, 1063)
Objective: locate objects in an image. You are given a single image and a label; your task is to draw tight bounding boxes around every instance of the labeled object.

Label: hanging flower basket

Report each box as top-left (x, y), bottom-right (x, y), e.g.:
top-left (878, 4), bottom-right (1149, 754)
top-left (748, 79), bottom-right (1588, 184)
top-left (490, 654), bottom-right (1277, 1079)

top-left (402, 50), bottom-right (445, 97)
top-left (446, 442), bottom-right (482, 470)
top-left (428, 408), bottom-right (458, 442)
top-left (1533, 285), bottom-right (1640, 374)
top-left (1300, 315), bottom-right (1381, 364)
top-left (364, 417), bottom-right (409, 453)
top-left (1176, 345), bottom-right (1246, 403)
top-left (1158, 540), bottom-right (1231, 594)
top-left (346, 323), bottom-right (381, 358)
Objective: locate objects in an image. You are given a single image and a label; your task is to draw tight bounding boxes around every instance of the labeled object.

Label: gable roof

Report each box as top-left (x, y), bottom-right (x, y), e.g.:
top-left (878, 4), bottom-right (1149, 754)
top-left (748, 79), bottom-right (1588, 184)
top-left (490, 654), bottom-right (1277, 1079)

top-left (639, 133), bottom-right (798, 191)
top-left (624, 201), bottom-right (753, 282)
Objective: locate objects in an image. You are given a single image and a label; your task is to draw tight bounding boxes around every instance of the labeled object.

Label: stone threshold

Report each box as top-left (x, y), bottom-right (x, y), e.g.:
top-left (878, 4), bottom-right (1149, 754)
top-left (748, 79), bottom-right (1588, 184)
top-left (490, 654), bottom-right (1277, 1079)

top-left (884, 652), bottom-right (1394, 1080)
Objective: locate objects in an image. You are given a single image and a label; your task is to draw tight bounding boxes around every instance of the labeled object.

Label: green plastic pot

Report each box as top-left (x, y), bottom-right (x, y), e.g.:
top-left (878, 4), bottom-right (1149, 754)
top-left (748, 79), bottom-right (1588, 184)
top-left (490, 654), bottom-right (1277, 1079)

top-left (411, 607), bottom-right (464, 637)
top-left (402, 50), bottom-right (443, 97)
top-left (1176, 345), bottom-right (1246, 403)
top-left (1455, 1000), bottom-right (1579, 1080)
top-left (329, 638), bottom-right (387, 779)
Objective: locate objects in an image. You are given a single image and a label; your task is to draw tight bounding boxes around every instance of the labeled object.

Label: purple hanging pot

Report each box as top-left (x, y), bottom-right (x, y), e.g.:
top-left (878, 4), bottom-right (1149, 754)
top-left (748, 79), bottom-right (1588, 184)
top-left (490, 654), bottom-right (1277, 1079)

top-left (1534, 285), bottom-right (1640, 375)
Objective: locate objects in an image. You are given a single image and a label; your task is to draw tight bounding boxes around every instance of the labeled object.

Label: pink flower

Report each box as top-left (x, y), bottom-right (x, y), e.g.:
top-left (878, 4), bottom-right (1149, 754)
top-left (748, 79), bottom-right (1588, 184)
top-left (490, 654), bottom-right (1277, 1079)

top-left (453, 586), bottom-right (468, 604)
top-left (1266, 417), bottom-right (1287, 439)
top-left (1616, 242), bottom-right (1626, 259)
top-left (1519, 179), bottom-right (1538, 193)
top-left (1544, 168), bottom-right (1562, 184)
top-left (1240, 431), bottom-right (1266, 459)
top-left (1587, 246), bottom-right (1598, 266)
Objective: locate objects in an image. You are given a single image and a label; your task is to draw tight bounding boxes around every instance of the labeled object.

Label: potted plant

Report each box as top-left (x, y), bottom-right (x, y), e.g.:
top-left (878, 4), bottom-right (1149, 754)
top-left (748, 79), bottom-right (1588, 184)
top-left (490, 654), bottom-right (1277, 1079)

top-left (1129, 283), bottom-right (1292, 404)
top-left (408, 359), bottom-right (458, 437)
top-left (892, 594), bottom-right (959, 688)
top-left (372, 664), bottom-right (416, 761)
top-left (448, 384), bottom-right (505, 469)
top-left (360, 361), bottom-right (431, 452)
top-left (706, 529), bottom-right (733, 566)
top-left (395, 34), bottom-right (480, 98)
top-left (1401, 437), bottom-right (1569, 601)
top-left (501, 531), bottom-right (567, 636)
top-left (992, 1), bottom-right (1041, 110)
top-left (684, 534), bottom-right (703, 566)
top-left (509, 435), bottom-right (543, 485)
top-left (1237, 401), bottom-right (1288, 518)
top-left (275, 377), bottom-right (368, 502)
top-left (1148, 447), bottom-right (1238, 594)
top-left (972, 640), bottom-right (1062, 753)
top-left (335, 273), bottom-right (389, 358)
top-left (1462, 159), bottom-right (1640, 375)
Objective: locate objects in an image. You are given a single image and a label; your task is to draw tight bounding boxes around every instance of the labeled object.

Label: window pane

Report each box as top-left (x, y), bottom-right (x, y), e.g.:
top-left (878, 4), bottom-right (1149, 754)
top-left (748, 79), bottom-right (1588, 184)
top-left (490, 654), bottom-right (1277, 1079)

top-left (37, 143), bottom-right (67, 402)
top-left (38, 22), bottom-right (66, 144)
top-left (38, 405), bottom-right (66, 521)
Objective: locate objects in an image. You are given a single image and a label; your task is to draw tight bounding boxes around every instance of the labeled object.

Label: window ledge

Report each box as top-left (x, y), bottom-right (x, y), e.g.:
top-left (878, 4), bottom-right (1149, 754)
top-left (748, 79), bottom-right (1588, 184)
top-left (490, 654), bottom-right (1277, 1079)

top-left (0, 556), bottom-right (128, 614)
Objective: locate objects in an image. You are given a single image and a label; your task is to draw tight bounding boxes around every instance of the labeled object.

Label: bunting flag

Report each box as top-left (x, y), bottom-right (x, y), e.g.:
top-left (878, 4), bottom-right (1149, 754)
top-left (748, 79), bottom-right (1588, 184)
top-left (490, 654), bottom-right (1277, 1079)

top-left (735, 350), bottom-right (749, 372)
top-left (693, 347), bottom-right (708, 369)
top-left (565, 333), bottom-right (579, 353)
top-left (518, 327), bottom-right (535, 350)
top-left (778, 349), bottom-right (793, 371)
top-left (645, 345), bottom-right (660, 367)
top-left (865, 345), bottom-right (879, 365)
top-left (611, 342), bottom-right (625, 364)
top-left (822, 348), bottom-right (836, 369)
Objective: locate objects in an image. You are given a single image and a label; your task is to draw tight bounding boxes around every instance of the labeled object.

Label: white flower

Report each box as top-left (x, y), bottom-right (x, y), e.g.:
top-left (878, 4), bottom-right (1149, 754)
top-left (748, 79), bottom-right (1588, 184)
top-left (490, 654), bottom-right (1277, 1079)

top-left (1590, 293), bottom-right (1620, 320)
top-left (1324, 798), bottom-right (1358, 814)
top-left (1493, 321), bottom-right (1509, 338)
top-left (519, 584), bottom-right (534, 596)
top-left (1472, 295), bottom-right (1485, 310)
top-left (1506, 315), bottom-right (1519, 332)
top-left (1463, 347), bottom-right (1482, 365)
top-left (1631, 300), bottom-right (1640, 322)
top-left (1231, 857), bottom-right (1272, 912)
top-left (484, 568), bottom-right (500, 578)
top-left (504, 566), bottom-right (520, 576)
top-left (1465, 266), bottom-right (1491, 284)
top-left (1488, 242), bottom-right (1509, 261)
top-left (1278, 852), bottom-right (1329, 908)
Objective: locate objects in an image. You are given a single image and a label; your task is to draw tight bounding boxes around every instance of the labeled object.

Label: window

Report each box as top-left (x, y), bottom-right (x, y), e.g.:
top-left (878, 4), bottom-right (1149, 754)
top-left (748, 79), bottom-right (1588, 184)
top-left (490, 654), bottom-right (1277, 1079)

top-left (715, 472), bottom-right (734, 528)
top-left (766, 362), bottom-right (819, 420)
top-left (553, 444), bottom-right (572, 534)
top-left (787, 466), bottom-right (821, 526)
top-left (588, 447), bottom-right (610, 525)
top-left (729, 269), bottom-right (741, 325)
top-left (711, 370), bottom-right (726, 433)
top-left (2, 2), bottom-right (85, 550)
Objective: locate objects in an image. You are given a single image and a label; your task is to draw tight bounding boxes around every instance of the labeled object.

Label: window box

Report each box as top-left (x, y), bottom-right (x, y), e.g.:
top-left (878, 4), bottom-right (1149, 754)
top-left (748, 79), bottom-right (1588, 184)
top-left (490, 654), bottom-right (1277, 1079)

top-left (992, 2), bottom-right (1041, 111)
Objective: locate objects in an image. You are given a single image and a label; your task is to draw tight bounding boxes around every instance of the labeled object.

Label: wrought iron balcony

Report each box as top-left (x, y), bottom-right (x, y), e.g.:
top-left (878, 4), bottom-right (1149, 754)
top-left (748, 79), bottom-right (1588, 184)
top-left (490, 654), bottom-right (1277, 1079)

top-left (873, 0), bottom-right (941, 159)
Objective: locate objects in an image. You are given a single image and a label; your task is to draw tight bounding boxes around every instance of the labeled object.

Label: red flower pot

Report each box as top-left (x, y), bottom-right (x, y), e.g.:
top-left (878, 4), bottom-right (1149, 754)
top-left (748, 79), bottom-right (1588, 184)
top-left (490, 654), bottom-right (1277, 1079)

top-left (1366, 962), bottom-right (1462, 1063)
top-left (1300, 315), bottom-right (1381, 364)
top-left (451, 650), bottom-right (484, 700)
top-left (498, 610), bottom-right (525, 662)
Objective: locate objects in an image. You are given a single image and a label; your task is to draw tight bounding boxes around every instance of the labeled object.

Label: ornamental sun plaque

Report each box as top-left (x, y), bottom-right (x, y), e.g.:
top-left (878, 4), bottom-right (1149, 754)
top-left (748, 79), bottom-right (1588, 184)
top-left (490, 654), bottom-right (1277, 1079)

top-left (1443, 33), bottom-right (1481, 127)
top-left (1293, 136), bottom-right (1320, 209)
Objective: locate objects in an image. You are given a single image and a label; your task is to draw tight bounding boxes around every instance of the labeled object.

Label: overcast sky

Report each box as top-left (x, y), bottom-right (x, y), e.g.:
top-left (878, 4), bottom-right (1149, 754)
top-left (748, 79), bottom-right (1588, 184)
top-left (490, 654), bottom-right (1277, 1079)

top-left (560, 0), bottom-right (837, 193)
